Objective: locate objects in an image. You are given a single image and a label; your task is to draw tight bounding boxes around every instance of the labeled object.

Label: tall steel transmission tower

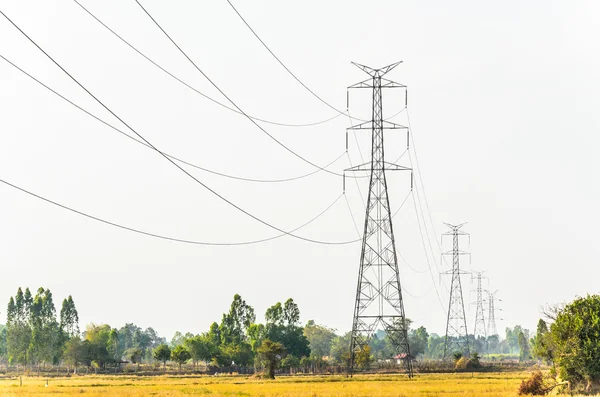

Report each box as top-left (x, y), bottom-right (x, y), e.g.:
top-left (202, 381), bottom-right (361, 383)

top-left (441, 223), bottom-right (471, 359)
top-left (486, 290), bottom-right (500, 336)
top-left (346, 61), bottom-right (413, 377)
top-left (472, 271), bottom-right (487, 339)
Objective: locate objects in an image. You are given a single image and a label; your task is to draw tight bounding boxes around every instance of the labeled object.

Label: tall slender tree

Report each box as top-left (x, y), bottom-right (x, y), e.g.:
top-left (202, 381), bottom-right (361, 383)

top-left (60, 296), bottom-right (80, 337)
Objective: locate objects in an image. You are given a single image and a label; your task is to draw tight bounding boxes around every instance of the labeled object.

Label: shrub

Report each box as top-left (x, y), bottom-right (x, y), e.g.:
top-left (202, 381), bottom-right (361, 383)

top-left (454, 356), bottom-right (481, 370)
top-left (518, 371), bottom-right (548, 395)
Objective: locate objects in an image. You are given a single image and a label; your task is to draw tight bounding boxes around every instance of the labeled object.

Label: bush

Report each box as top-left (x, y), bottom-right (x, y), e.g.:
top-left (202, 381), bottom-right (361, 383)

top-left (455, 356), bottom-right (480, 370)
top-left (518, 371), bottom-right (548, 395)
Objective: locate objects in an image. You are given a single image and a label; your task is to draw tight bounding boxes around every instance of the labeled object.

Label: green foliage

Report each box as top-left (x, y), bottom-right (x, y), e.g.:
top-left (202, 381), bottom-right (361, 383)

top-left (531, 319), bottom-right (554, 364)
top-left (304, 321), bottom-right (336, 359)
top-left (219, 342), bottom-right (253, 366)
top-left (62, 336), bottom-right (86, 372)
top-left (219, 294), bottom-right (255, 345)
top-left (281, 354), bottom-right (300, 369)
top-left (6, 287), bottom-right (65, 366)
top-left (184, 334), bottom-right (212, 368)
top-left (354, 345), bottom-right (372, 369)
top-left (153, 343), bottom-right (171, 370)
top-left (171, 344), bottom-right (191, 370)
top-left (60, 296), bottom-right (79, 338)
top-left (409, 326), bottom-right (429, 357)
top-left (125, 347), bottom-right (142, 364)
top-left (329, 332), bottom-right (351, 365)
top-left (550, 294), bottom-right (600, 386)
top-left (257, 339), bottom-right (286, 379)
top-left (85, 323), bottom-right (112, 367)
top-left (518, 331), bottom-right (531, 362)
top-left (452, 351), bottom-right (463, 362)
top-left (264, 298), bottom-right (310, 359)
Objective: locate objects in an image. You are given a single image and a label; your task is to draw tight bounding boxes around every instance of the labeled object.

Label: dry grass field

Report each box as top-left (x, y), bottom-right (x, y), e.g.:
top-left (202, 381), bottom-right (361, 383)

top-left (0, 371), bottom-right (560, 397)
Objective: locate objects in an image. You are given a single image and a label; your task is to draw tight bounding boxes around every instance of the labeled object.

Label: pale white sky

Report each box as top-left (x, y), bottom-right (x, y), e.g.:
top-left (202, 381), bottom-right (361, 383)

top-left (0, 0), bottom-right (598, 340)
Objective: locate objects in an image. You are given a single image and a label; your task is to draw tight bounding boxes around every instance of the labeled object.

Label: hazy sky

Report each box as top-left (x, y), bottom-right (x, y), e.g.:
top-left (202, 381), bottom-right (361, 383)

top-left (0, 0), bottom-right (598, 340)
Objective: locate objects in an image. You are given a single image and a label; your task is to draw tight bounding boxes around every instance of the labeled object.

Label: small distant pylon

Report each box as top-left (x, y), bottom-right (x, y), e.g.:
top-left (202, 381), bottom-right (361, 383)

top-left (472, 271), bottom-right (487, 339)
top-left (441, 223), bottom-right (471, 359)
top-left (486, 290), bottom-right (500, 336)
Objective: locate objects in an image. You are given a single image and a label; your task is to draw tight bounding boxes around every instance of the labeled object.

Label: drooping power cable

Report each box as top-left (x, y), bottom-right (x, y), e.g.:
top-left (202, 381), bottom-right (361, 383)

top-left (73, 0), bottom-right (345, 129)
top-left (0, 54), bottom-right (350, 184)
top-left (132, 0), bottom-right (347, 179)
top-left (0, 177), bottom-right (357, 246)
top-left (0, 10), bottom-right (358, 245)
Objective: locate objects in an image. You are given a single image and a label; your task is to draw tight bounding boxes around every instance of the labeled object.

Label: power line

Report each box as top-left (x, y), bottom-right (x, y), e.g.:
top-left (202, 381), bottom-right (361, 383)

top-left (0, 54), bottom-right (354, 184)
top-left (0, 177), bottom-right (356, 246)
top-left (72, 0), bottom-right (344, 129)
top-left (407, 108), bottom-right (452, 272)
top-left (74, 1), bottom-right (405, 127)
top-left (224, 0), bottom-right (350, 118)
top-left (132, 0), bottom-right (347, 178)
top-left (0, 10), bottom-right (357, 246)
top-left (411, 193), bottom-right (448, 315)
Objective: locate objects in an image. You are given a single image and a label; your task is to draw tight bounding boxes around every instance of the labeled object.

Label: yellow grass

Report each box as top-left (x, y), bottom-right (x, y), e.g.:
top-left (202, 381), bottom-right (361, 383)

top-left (0, 371), bottom-right (580, 397)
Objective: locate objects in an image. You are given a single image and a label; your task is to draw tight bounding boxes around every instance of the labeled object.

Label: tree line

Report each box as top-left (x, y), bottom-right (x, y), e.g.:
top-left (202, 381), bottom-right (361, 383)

top-left (2, 287), bottom-right (599, 387)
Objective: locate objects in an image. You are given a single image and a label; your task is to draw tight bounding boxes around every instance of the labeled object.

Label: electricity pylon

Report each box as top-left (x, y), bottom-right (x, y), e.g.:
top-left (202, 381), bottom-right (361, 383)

top-left (441, 223), bottom-right (471, 359)
top-left (345, 61), bottom-right (413, 377)
top-left (486, 290), bottom-right (500, 336)
top-left (472, 271), bottom-right (487, 339)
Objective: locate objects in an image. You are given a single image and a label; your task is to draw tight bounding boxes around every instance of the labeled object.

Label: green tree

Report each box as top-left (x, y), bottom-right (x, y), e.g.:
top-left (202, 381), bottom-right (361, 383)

top-left (59, 296), bottom-right (79, 338)
top-left (281, 355), bottom-right (300, 373)
top-left (329, 332), bottom-right (351, 365)
top-left (219, 294), bottom-right (255, 345)
top-left (125, 347), bottom-right (142, 364)
top-left (257, 339), bottom-right (286, 379)
top-left (219, 342), bottom-right (253, 367)
top-left (153, 343), bottom-right (171, 371)
top-left (107, 328), bottom-right (120, 363)
top-left (264, 299), bottom-right (310, 359)
top-left (518, 331), bottom-right (531, 362)
top-left (550, 294), bottom-right (600, 389)
top-left (6, 288), bottom-right (32, 366)
top-left (184, 335), bottom-right (210, 370)
top-left (85, 323), bottom-right (112, 368)
top-left (426, 333), bottom-right (444, 358)
top-left (303, 321), bottom-right (336, 359)
top-left (63, 336), bottom-right (86, 374)
top-left (531, 319), bottom-right (553, 364)
top-left (355, 345), bottom-right (373, 369)
top-left (409, 326), bottom-right (429, 357)
top-left (171, 344), bottom-right (191, 372)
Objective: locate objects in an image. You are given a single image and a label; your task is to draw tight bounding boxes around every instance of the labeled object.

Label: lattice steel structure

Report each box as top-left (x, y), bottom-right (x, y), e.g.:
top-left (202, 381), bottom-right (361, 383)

top-left (472, 271), bottom-right (487, 339)
top-left (441, 223), bottom-right (471, 359)
top-left (345, 62), bottom-right (413, 377)
top-left (486, 290), bottom-right (499, 336)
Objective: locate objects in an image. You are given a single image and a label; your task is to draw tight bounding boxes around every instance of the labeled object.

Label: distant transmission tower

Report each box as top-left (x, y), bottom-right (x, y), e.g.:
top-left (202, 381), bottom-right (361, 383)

top-left (472, 271), bottom-right (487, 339)
top-left (486, 290), bottom-right (500, 336)
top-left (346, 61), bottom-right (413, 377)
top-left (441, 223), bottom-right (471, 359)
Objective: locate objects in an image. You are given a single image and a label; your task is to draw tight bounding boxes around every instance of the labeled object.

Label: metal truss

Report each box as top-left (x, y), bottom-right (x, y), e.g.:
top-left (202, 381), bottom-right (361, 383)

top-left (441, 223), bottom-right (471, 359)
top-left (346, 62), bottom-right (413, 378)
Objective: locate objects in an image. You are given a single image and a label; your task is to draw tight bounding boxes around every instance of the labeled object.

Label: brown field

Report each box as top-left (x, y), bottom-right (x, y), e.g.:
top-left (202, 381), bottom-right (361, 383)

top-left (0, 371), bottom-right (571, 397)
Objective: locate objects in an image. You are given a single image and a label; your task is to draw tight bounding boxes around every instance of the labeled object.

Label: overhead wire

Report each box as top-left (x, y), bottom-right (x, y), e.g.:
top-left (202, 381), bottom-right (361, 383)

top-left (0, 54), bottom-right (350, 184)
top-left (0, 177), bottom-right (355, 246)
top-left (75, 0), bottom-right (405, 127)
top-left (410, 192), bottom-right (448, 314)
top-left (72, 0), bottom-right (344, 128)
top-left (224, 0), bottom-right (353, 119)
top-left (132, 0), bottom-right (348, 179)
top-left (407, 108), bottom-right (452, 269)
top-left (0, 10), bottom-right (359, 246)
